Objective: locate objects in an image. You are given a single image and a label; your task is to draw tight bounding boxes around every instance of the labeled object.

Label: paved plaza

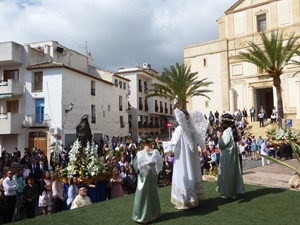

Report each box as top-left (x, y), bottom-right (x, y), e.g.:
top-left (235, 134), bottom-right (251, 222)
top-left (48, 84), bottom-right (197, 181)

top-left (243, 158), bottom-right (299, 190)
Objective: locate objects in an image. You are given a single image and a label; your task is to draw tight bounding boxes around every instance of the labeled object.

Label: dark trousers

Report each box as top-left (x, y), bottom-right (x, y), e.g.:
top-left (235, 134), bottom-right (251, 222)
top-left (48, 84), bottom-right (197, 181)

top-left (3, 195), bottom-right (16, 224)
top-left (52, 197), bottom-right (64, 213)
top-left (25, 200), bottom-right (36, 218)
top-left (106, 182), bottom-right (111, 200)
top-left (259, 118), bottom-right (264, 127)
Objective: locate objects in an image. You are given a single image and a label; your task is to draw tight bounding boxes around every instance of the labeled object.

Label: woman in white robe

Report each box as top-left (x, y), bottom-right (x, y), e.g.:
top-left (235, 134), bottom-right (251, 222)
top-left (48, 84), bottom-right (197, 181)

top-left (170, 108), bottom-right (207, 210)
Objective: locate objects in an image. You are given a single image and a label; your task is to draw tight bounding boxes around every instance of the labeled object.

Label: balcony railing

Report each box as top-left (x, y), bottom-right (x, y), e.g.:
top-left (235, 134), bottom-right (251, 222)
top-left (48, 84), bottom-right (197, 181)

top-left (0, 112), bottom-right (22, 134)
top-left (31, 82), bottom-right (43, 92)
top-left (0, 79), bottom-right (23, 97)
top-left (23, 114), bottom-right (51, 127)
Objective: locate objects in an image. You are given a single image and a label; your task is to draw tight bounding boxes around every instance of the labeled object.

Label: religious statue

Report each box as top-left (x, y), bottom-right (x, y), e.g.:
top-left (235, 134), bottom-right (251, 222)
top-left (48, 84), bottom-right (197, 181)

top-left (76, 115), bottom-right (92, 148)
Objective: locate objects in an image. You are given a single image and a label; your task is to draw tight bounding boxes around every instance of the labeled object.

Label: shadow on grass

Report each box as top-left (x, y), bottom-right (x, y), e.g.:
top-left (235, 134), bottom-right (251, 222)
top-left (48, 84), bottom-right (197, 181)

top-left (156, 187), bottom-right (285, 223)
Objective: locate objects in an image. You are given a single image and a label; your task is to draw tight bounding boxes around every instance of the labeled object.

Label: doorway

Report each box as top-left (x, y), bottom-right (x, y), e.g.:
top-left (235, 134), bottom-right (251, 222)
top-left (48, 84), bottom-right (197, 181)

top-left (256, 88), bottom-right (274, 118)
top-left (28, 131), bottom-right (48, 155)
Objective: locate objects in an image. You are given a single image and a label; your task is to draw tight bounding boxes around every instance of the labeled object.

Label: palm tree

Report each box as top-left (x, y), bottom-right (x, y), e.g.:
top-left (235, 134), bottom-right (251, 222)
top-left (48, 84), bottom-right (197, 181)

top-left (290, 51), bottom-right (300, 76)
top-left (145, 63), bottom-right (212, 110)
top-left (236, 31), bottom-right (300, 126)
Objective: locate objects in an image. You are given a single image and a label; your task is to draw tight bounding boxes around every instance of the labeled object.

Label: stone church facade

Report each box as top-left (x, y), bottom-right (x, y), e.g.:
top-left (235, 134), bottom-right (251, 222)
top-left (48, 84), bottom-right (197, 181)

top-left (185, 0), bottom-right (300, 119)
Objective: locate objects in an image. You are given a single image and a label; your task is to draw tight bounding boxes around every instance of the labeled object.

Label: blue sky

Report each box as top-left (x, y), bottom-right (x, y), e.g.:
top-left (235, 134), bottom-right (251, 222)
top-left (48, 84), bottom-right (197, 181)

top-left (0, 0), bottom-right (236, 73)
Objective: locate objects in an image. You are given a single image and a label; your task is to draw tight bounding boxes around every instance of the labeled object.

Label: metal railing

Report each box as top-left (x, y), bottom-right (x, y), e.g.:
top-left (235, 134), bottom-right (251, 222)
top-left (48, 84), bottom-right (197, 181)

top-left (23, 114), bottom-right (51, 127)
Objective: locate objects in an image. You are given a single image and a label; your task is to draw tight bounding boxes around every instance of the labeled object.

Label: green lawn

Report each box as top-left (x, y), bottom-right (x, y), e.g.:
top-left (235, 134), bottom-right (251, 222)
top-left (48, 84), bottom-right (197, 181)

top-left (13, 183), bottom-right (300, 225)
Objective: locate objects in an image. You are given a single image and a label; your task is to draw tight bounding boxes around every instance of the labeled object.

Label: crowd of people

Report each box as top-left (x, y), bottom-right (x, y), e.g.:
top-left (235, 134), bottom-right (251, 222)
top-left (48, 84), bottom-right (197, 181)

top-left (0, 155), bottom-right (93, 224)
top-left (203, 106), bottom-right (293, 168)
top-left (0, 106), bottom-right (294, 224)
top-left (204, 106), bottom-right (279, 131)
top-left (0, 136), bottom-right (176, 224)
top-left (0, 144), bottom-right (139, 223)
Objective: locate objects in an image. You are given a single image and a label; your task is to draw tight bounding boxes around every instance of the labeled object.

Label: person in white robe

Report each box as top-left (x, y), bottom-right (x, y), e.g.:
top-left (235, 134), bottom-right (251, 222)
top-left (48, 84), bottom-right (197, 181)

top-left (169, 108), bottom-right (208, 210)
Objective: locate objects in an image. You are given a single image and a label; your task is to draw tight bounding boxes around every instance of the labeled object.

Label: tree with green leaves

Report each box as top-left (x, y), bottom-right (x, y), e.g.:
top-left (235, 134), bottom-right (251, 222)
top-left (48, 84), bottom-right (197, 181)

top-left (146, 63), bottom-right (212, 110)
top-left (290, 51), bottom-right (300, 76)
top-left (236, 31), bottom-right (300, 125)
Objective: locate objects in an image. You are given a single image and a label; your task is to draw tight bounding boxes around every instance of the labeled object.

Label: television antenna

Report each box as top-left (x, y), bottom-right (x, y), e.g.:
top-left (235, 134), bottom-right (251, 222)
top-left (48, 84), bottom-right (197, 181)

top-left (79, 41), bottom-right (90, 55)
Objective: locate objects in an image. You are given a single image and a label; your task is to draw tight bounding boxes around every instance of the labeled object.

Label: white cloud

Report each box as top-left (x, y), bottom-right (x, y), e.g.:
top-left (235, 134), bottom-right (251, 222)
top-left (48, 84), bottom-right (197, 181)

top-left (0, 0), bottom-right (235, 73)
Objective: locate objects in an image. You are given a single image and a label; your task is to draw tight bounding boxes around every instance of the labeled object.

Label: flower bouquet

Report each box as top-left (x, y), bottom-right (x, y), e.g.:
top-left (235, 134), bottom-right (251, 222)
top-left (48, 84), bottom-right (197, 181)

top-left (266, 127), bottom-right (299, 145)
top-left (60, 139), bottom-right (109, 185)
top-left (262, 127), bottom-right (300, 189)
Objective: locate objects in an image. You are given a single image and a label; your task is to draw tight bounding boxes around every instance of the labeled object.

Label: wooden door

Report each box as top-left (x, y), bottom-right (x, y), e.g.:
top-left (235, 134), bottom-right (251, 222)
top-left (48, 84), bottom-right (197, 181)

top-left (28, 131), bottom-right (47, 155)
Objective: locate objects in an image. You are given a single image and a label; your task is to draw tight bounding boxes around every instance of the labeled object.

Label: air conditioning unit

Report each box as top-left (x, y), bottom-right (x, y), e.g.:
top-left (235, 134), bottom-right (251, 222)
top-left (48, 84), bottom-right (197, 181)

top-left (49, 127), bottom-right (60, 135)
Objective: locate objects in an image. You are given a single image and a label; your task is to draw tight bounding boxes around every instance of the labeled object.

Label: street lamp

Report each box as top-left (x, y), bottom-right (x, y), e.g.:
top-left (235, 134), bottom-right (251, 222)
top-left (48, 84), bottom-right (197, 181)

top-left (65, 103), bottom-right (74, 113)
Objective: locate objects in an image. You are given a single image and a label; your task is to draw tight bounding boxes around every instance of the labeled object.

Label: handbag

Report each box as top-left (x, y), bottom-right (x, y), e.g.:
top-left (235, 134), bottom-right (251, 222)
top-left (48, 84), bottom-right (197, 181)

top-left (39, 191), bottom-right (50, 207)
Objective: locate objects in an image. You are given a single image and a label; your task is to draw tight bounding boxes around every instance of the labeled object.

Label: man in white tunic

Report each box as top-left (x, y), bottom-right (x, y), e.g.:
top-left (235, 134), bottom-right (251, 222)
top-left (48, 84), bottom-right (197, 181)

top-left (170, 108), bottom-right (207, 210)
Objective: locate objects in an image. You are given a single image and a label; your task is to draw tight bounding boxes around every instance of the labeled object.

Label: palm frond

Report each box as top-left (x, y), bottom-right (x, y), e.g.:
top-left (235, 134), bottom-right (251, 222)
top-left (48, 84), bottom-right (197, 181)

top-left (146, 63), bottom-right (213, 109)
top-left (270, 155), bottom-right (299, 175)
top-left (287, 50), bottom-right (300, 76)
top-left (291, 142), bottom-right (300, 164)
top-left (259, 154), bottom-right (300, 175)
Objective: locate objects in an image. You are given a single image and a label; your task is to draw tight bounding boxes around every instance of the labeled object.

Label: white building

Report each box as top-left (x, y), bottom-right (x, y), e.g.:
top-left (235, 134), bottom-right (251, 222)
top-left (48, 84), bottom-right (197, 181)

top-left (115, 63), bottom-right (174, 141)
top-left (0, 40), bottom-right (129, 157)
top-left (185, 0), bottom-right (300, 119)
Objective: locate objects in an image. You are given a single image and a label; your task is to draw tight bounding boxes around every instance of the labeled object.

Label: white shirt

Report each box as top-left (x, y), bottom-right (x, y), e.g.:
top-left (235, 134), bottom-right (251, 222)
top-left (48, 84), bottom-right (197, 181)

top-left (238, 144), bottom-right (245, 154)
top-left (260, 142), bottom-right (268, 156)
top-left (3, 177), bottom-right (18, 196)
top-left (52, 181), bottom-right (65, 200)
top-left (23, 169), bottom-right (31, 179)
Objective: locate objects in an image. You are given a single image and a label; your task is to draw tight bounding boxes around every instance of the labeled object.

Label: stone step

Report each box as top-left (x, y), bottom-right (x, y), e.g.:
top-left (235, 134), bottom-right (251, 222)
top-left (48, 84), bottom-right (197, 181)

top-left (246, 119), bottom-right (300, 138)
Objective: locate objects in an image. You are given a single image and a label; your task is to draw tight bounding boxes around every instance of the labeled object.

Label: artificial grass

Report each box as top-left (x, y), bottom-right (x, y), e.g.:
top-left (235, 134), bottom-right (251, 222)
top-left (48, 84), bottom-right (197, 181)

top-left (13, 183), bottom-right (300, 225)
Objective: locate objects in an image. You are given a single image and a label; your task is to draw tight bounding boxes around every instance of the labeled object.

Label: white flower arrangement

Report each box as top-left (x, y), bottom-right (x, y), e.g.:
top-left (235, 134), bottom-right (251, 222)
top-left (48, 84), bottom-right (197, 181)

top-left (60, 139), bottom-right (106, 179)
top-left (267, 127), bottom-right (299, 143)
